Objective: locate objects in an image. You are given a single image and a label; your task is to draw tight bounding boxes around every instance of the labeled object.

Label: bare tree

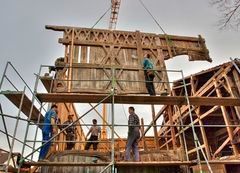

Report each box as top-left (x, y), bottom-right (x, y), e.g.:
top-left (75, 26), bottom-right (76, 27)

top-left (211, 0), bottom-right (240, 29)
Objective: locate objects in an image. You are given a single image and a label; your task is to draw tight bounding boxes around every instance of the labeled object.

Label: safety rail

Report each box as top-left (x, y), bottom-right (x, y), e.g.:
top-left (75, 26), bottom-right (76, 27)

top-left (1, 61), bottom-right (233, 173)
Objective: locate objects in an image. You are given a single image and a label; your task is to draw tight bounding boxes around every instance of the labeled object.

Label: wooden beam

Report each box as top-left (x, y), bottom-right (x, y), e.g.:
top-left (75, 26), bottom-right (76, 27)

top-left (168, 106), bottom-right (177, 150)
top-left (2, 91), bottom-right (44, 124)
top-left (187, 144), bottom-right (205, 155)
top-left (140, 118), bottom-right (147, 151)
top-left (143, 105), bottom-right (167, 136)
top-left (224, 74), bottom-right (240, 120)
top-left (89, 103), bottom-right (124, 144)
top-left (25, 161), bottom-right (193, 167)
top-left (195, 107), bottom-right (211, 160)
top-left (151, 105), bottom-right (159, 149)
top-left (215, 81), bottom-right (239, 157)
top-left (159, 106), bottom-right (220, 149)
top-left (213, 127), bottom-right (240, 157)
top-left (36, 93), bottom-right (240, 106)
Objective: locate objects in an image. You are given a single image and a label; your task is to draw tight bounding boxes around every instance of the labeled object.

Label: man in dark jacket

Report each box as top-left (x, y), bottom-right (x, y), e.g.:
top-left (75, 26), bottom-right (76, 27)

top-left (125, 107), bottom-right (140, 161)
top-left (62, 114), bottom-right (76, 150)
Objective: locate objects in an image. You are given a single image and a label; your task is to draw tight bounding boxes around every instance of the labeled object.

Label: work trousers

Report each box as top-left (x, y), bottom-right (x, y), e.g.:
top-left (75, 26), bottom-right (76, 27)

top-left (84, 135), bottom-right (98, 150)
top-left (125, 128), bottom-right (140, 161)
top-left (144, 72), bottom-right (156, 95)
top-left (39, 131), bottom-right (52, 160)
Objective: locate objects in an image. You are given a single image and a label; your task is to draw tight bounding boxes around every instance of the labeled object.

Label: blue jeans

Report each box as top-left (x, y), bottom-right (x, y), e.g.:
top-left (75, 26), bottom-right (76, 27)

top-left (39, 131), bottom-right (52, 160)
top-left (125, 128), bottom-right (140, 161)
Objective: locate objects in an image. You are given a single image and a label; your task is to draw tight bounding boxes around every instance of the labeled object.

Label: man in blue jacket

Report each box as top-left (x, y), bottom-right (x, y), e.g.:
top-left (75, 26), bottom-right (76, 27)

top-left (39, 104), bottom-right (58, 161)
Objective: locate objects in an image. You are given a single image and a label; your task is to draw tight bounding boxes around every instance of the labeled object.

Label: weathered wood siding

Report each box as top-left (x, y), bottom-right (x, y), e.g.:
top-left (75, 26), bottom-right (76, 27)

top-left (46, 25), bottom-right (211, 95)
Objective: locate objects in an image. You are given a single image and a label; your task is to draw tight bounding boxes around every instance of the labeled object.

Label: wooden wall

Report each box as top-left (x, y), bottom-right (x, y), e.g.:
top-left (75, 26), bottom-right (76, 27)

top-left (46, 25), bottom-right (211, 95)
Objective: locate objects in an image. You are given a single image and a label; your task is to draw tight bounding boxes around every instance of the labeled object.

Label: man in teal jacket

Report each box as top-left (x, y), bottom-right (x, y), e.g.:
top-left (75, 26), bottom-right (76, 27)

top-left (143, 54), bottom-right (156, 95)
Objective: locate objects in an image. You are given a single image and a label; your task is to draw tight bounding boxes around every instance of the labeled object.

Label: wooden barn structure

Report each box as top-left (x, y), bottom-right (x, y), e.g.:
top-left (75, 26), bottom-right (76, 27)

top-left (0, 25), bottom-right (240, 173)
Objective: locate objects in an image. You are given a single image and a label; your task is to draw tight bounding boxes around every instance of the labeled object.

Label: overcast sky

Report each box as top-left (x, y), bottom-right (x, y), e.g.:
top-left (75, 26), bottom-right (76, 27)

top-left (0, 0), bottom-right (239, 157)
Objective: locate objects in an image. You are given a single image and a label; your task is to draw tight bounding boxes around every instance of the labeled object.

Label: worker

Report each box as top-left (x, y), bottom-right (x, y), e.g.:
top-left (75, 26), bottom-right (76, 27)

top-left (84, 119), bottom-right (101, 150)
top-left (125, 106), bottom-right (140, 161)
top-left (62, 114), bottom-right (76, 150)
top-left (143, 53), bottom-right (156, 95)
top-left (39, 104), bottom-right (58, 161)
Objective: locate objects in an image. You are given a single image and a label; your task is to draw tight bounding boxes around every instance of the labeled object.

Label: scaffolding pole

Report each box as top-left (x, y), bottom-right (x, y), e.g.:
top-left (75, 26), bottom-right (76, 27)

top-left (181, 70), bottom-right (213, 173)
top-left (19, 65), bottom-right (42, 173)
top-left (19, 93), bottom-right (113, 163)
top-left (111, 67), bottom-right (116, 173)
top-left (6, 86), bottom-right (26, 173)
top-left (0, 104), bottom-right (16, 168)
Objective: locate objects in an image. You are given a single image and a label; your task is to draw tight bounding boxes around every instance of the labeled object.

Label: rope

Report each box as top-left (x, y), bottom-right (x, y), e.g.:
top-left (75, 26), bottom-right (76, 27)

top-left (91, 6), bottom-right (111, 28)
top-left (138, 0), bottom-right (166, 34)
top-left (138, 0), bottom-right (176, 57)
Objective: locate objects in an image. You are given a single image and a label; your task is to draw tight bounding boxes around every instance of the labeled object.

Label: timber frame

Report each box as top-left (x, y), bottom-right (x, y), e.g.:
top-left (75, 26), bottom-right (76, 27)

top-left (0, 25), bottom-right (240, 173)
top-left (154, 60), bottom-right (240, 161)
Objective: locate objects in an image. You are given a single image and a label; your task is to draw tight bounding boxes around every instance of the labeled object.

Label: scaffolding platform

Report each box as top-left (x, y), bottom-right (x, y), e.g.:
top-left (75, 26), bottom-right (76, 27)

top-left (36, 93), bottom-right (240, 106)
top-left (1, 91), bottom-right (44, 123)
top-left (24, 161), bottom-right (194, 167)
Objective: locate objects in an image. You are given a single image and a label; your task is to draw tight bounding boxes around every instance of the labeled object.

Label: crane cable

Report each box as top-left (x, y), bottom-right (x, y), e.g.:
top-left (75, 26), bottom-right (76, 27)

top-left (138, 0), bottom-right (176, 57)
top-left (91, 6), bottom-right (111, 28)
top-left (138, 0), bottom-right (166, 34)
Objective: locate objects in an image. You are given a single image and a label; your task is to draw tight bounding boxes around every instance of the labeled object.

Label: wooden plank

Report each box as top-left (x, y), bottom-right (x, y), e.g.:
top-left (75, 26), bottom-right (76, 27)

top-left (213, 127), bottom-right (240, 157)
top-left (215, 82), bottom-right (239, 156)
top-left (25, 161), bottom-right (193, 167)
top-left (116, 161), bottom-right (193, 166)
top-left (168, 106), bottom-right (177, 150)
top-left (40, 76), bottom-right (54, 92)
top-left (2, 91), bottom-right (44, 124)
top-left (141, 118), bottom-right (147, 151)
top-left (187, 144), bottom-right (204, 155)
top-left (25, 162), bottom-right (110, 166)
top-left (151, 105), bottom-right (159, 149)
top-left (36, 93), bottom-right (240, 106)
top-left (192, 164), bottom-right (226, 173)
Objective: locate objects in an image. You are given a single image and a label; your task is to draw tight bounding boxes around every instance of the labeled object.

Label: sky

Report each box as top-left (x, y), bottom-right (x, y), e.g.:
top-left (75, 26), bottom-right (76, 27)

top-left (0, 0), bottom-right (240, 159)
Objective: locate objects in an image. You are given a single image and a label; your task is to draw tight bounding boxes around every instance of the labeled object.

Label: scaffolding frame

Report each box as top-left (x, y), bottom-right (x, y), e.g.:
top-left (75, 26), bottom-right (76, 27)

top-left (0, 62), bottom-right (225, 173)
top-left (1, 59), bottom-right (240, 172)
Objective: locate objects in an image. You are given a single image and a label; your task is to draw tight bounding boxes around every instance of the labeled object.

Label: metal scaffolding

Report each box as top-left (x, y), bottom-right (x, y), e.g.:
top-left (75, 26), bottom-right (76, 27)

top-left (1, 60), bottom-right (240, 173)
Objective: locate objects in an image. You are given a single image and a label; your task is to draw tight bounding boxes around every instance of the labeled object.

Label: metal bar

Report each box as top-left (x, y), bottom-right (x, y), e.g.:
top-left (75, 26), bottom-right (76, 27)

top-left (99, 161), bottom-right (113, 173)
top-left (19, 65), bottom-right (42, 165)
top-left (89, 103), bottom-right (123, 140)
top-left (26, 122), bottom-right (240, 127)
top-left (4, 75), bottom-right (19, 91)
top-left (6, 86), bottom-right (26, 173)
top-left (0, 104), bottom-right (16, 168)
top-left (8, 62), bottom-right (37, 97)
top-left (0, 113), bottom-right (32, 122)
top-left (0, 62), bottom-right (10, 90)
top-left (18, 65), bottom-right (43, 173)
top-left (181, 70), bottom-right (213, 173)
top-left (111, 67), bottom-right (115, 173)
top-left (26, 140), bottom-right (111, 143)
top-left (30, 103), bottom-right (44, 161)
top-left (176, 106), bottom-right (189, 161)
top-left (40, 64), bottom-right (182, 72)
top-left (50, 78), bottom-right (173, 84)
top-left (21, 93), bottom-right (112, 161)
top-left (0, 129), bottom-right (34, 149)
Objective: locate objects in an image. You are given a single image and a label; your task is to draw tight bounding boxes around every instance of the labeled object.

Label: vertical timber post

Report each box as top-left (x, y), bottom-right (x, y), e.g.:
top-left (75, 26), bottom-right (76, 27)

top-left (67, 28), bottom-right (75, 92)
top-left (151, 104), bottom-right (159, 149)
top-left (214, 80), bottom-right (239, 157)
top-left (141, 118), bottom-right (147, 151)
